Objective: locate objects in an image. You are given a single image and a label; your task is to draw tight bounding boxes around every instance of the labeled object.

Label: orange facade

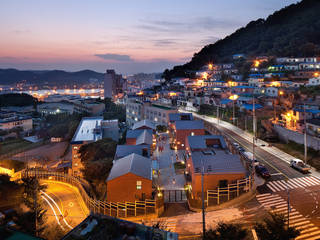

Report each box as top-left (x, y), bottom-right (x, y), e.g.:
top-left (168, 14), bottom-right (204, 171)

top-left (106, 172), bottom-right (153, 202)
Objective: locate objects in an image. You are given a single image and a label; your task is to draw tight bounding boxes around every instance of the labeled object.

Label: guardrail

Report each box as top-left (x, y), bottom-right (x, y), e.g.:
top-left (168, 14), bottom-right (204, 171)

top-left (19, 169), bottom-right (161, 218)
top-left (207, 176), bottom-right (253, 206)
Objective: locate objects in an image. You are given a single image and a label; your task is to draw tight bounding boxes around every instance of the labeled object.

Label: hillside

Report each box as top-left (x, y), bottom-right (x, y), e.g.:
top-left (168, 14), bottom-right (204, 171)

top-left (0, 68), bottom-right (104, 86)
top-left (165, 0), bottom-right (320, 78)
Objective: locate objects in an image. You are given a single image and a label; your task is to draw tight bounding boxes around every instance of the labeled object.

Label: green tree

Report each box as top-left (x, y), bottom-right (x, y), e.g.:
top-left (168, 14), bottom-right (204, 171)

top-left (204, 222), bottom-right (248, 240)
top-left (21, 177), bottom-right (47, 236)
top-left (254, 213), bottom-right (300, 240)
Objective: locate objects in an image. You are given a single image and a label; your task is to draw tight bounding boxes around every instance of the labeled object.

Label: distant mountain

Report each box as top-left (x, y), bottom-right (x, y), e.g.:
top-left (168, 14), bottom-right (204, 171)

top-left (0, 68), bottom-right (104, 86)
top-left (165, 0), bottom-right (320, 78)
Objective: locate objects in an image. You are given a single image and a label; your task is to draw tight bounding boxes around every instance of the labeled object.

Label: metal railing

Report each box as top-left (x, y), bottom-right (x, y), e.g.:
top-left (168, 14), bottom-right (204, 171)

top-left (207, 176), bottom-right (253, 206)
top-left (19, 169), bottom-right (160, 218)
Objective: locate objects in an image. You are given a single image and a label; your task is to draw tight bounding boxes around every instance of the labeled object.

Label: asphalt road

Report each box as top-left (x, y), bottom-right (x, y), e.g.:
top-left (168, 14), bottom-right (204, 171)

top-left (41, 180), bottom-right (88, 232)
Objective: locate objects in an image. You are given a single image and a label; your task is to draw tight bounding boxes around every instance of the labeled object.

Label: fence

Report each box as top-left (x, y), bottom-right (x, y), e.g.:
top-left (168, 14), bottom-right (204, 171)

top-left (20, 169), bottom-right (160, 218)
top-left (207, 176), bottom-right (253, 206)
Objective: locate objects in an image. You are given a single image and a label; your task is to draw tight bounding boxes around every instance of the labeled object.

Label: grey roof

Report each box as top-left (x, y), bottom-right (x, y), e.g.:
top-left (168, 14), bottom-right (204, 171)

top-left (169, 113), bottom-right (194, 122)
top-left (187, 135), bottom-right (227, 150)
top-left (115, 145), bottom-right (150, 159)
top-left (126, 129), bottom-right (153, 138)
top-left (107, 153), bottom-right (152, 181)
top-left (132, 120), bottom-right (156, 130)
top-left (175, 120), bottom-right (204, 130)
top-left (191, 150), bottom-right (245, 174)
top-left (136, 130), bottom-right (153, 145)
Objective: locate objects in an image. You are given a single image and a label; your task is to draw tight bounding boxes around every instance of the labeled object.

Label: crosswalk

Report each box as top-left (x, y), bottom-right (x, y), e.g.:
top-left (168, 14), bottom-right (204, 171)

top-left (257, 193), bottom-right (320, 240)
top-left (267, 176), bottom-right (320, 193)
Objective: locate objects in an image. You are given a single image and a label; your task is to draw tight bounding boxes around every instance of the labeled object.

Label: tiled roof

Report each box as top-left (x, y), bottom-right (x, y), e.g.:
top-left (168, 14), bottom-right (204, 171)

top-left (107, 153), bottom-right (151, 181)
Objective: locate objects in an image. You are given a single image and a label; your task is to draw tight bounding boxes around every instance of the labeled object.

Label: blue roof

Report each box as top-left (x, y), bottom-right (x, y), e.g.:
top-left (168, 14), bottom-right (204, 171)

top-left (169, 113), bottom-right (193, 122)
top-left (175, 120), bottom-right (204, 130)
top-left (293, 109), bottom-right (320, 114)
top-left (220, 99), bottom-right (232, 105)
top-left (187, 135), bottom-right (227, 150)
top-left (242, 104), bottom-right (263, 110)
top-left (115, 145), bottom-right (150, 159)
top-left (126, 129), bottom-right (153, 138)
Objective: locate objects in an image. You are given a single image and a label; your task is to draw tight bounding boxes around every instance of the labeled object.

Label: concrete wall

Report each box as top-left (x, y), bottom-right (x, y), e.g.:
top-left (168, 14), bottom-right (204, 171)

top-left (274, 124), bottom-right (320, 150)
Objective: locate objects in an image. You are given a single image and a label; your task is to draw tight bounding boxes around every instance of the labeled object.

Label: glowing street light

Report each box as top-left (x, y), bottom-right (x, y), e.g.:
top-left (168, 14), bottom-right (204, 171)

top-left (229, 94), bottom-right (239, 125)
top-left (208, 63), bottom-right (213, 70)
top-left (314, 72), bottom-right (319, 77)
top-left (202, 72), bottom-right (208, 80)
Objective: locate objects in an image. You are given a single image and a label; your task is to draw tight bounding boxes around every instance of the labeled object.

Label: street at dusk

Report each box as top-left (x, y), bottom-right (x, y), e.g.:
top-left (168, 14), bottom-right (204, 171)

top-left (1, 0), bottom-right (320, 239)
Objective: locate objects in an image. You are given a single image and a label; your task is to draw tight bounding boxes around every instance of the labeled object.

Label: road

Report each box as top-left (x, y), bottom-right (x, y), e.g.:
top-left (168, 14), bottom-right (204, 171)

top-left (188, 111), bottom-right (320, 239)
top-left (41, 180), bottom-right (88, 232)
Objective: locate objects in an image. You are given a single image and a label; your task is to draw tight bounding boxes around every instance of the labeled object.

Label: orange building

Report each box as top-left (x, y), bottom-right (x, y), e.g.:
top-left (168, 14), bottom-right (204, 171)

top-left (172, 120), bottom-right (205, 149)
top-left (186, 135), bottom-right (246, 199)
top-left (106, 153), bottom-right (153, 203)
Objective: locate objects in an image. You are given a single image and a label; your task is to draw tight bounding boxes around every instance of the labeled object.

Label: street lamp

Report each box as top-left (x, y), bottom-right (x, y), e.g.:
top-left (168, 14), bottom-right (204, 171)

top-left (200, 158), bottom-right (206, 239)
top-left (229, 94), bottom-right (239, 125)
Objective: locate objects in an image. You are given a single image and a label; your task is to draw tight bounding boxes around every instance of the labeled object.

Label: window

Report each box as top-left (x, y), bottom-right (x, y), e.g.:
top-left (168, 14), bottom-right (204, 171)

top-left (219, 180), bottom-right (228, 188)
top-left (136, 181), bottom-right (142, 189)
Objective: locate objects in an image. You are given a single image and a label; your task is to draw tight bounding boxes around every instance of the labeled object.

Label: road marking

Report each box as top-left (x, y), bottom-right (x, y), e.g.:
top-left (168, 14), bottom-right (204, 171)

top-left (266, 177), bottom-right (320, 192)
top-left (257, 194), bottom-right (320, 240)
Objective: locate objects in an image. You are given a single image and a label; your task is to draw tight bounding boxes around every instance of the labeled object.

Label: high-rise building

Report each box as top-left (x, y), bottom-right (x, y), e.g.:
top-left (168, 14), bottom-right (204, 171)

top-left (104, 69), bottom-right (115, 99)
top-left (104, 69), bottom-right (126, 99)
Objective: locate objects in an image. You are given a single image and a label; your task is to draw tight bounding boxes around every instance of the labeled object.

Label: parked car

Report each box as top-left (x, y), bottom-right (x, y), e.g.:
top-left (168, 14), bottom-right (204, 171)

top-left (232, 142), bottom-right (240, 148)
top-left (238, 146), bottom-right (245, 152)
top-left (290, 159), bottom-right (311, 174)
top-left (255, 165), bottom-right (271, 179)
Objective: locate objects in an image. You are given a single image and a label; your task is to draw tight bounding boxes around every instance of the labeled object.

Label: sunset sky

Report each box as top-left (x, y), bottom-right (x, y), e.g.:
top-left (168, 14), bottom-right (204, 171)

top-left (0, 0), bottom-right (298, 74)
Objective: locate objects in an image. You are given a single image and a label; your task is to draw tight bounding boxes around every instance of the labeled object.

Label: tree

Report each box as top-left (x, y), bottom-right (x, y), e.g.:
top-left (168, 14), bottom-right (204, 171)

top-left (204, 222), bottom-right (248, 240)
top-left (21, 177), bottom-right (47, 236)
top-left (254, 213), bottom-right (300, 240)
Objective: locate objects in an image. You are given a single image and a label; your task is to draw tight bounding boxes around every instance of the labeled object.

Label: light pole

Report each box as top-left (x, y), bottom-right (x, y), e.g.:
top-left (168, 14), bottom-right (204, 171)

top-left (304, 103), bottom-right (308, 164)
top-left (201, 159), bottom-right (206, 239)
top-left (252, 95), bottom-right (256, 179)
top-left (229, 94), bottom-right (239, 125)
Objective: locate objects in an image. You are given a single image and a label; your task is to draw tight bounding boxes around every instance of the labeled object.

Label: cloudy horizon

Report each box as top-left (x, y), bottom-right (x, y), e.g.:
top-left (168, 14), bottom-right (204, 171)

top-left (0, 0), bottom-right (299, 74)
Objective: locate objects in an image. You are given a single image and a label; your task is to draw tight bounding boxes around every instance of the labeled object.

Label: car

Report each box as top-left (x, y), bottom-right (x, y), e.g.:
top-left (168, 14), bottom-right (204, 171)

top-left (255, 165), bottom-right (271, 179)
top-left (238, 146), bottom-right (245, 152)
top-left (290, 159), bottom-right (311, 174)
top-left (232, 142), bottom-right (240, 148)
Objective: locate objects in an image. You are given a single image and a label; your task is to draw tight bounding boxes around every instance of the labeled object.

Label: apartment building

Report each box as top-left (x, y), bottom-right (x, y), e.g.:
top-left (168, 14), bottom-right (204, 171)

top-left (70, 117), bottom-right (119, 177)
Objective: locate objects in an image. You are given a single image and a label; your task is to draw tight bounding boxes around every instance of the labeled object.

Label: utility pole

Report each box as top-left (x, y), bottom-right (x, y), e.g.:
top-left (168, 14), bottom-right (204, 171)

top-left (201, 159), bottom-right (206, 239)
top-left (233, 100), bottom-right (236, 125)
top-left (252, 96), bottom-right (256, 180)
top-left (304, 103), bottom-right (308, 164)
top-left (216, 105), bottom-right (219, 124)
top-left (286, 180), bottom-right (290, 228)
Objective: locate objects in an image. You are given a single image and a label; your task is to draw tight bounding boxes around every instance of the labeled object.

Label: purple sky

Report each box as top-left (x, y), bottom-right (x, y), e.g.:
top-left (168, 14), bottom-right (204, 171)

top-left (0, 0), bottom-right (299, 74)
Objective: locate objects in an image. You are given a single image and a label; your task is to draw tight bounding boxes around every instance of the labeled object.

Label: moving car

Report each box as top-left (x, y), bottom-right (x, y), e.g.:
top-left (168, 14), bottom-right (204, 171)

top-left (255, 165), bottom-right (271, 179)
top-left (290, 159), bottom-right (311, 174)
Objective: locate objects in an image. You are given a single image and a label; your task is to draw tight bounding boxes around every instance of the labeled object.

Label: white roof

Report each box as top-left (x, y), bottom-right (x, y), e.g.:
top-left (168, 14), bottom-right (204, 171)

top-left (72, 117), bottom-right (103, 142)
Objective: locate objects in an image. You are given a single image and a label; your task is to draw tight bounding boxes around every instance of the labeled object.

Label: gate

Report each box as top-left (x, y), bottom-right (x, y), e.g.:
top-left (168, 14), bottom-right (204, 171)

top-left (164, 190), bottom-right (187, 203)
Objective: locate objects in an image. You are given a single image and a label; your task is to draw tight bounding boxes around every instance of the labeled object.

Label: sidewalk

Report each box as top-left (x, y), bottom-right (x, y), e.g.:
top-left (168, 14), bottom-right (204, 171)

top-left (156, 133), bottom-right (185, 190)
top-left (180, 110), bottom-right (320, 178)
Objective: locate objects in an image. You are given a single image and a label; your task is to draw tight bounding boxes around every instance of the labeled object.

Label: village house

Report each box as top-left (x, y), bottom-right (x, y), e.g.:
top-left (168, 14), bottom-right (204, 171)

top-left (106, 153), bottom-right (153, 202)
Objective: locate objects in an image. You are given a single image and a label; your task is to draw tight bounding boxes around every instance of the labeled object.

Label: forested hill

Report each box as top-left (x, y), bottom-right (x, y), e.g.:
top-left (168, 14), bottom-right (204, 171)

top-left (0, 68), bottom-right (104, 86)
top-left (164, 0), bottom-right (320, 78)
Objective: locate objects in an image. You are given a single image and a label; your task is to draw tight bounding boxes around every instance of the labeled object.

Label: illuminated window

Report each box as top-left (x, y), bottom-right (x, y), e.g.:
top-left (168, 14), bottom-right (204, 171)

top-left (137, 181), bottom-right (142, 190)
